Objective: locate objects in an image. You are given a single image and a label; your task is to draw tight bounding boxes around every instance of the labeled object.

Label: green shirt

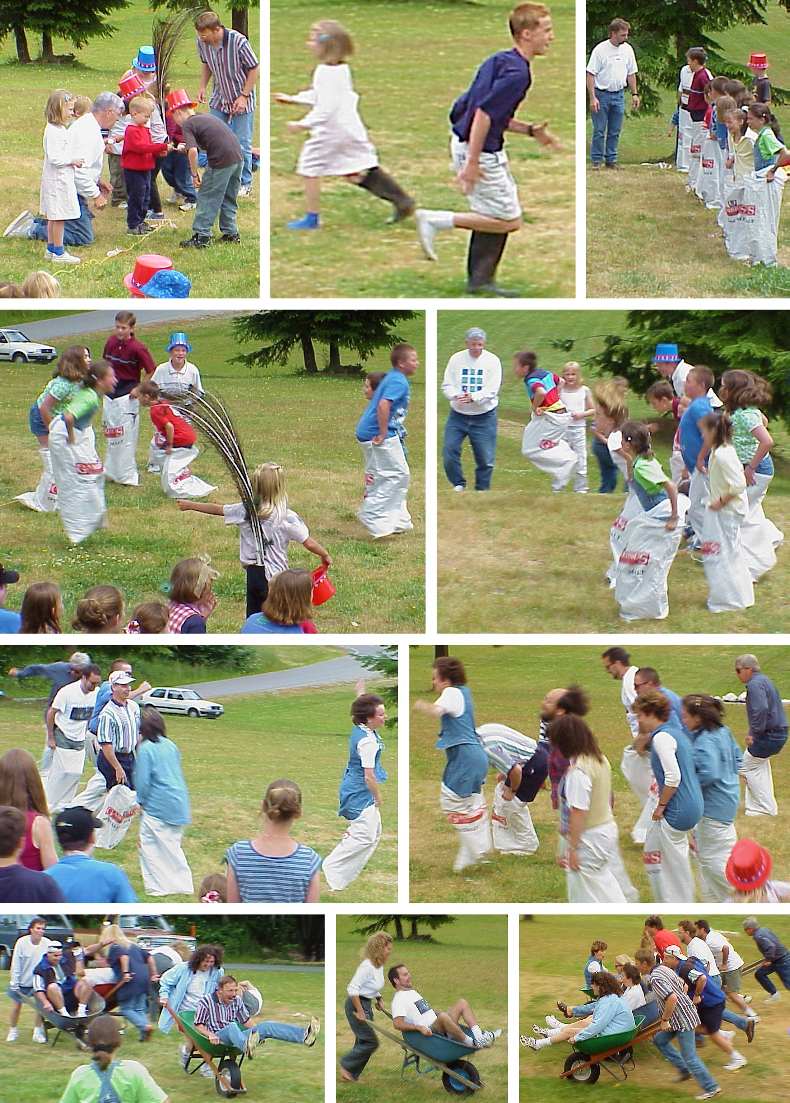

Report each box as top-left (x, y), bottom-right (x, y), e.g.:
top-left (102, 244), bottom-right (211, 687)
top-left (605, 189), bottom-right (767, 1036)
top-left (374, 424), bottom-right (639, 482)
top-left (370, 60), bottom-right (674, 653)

top-left (633, 455), bottom-right (667, 495)
top-left (731, 406), bottom-right (763, 464)
top-left (62, 386), bottom-right (101, 430)
top-left (36, 376), bottom-right (83, 411)
top-left (59, 1060), bottom-right (167, 1103)
top-left (755, 125), bottom-right (784, 162)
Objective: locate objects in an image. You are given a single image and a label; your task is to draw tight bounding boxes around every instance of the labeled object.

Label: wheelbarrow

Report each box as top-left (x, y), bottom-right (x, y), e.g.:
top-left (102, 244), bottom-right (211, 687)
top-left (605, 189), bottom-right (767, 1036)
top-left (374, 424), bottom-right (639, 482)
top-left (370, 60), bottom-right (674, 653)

top-left (164, 1002), bottom-right (248, 1098)
top-left (17, 988), bottom-right (108, 1051)
top-left (369, 1009), bottom-right (488, 1095)
top-left (560, 1012), bottom-right (662, 1084)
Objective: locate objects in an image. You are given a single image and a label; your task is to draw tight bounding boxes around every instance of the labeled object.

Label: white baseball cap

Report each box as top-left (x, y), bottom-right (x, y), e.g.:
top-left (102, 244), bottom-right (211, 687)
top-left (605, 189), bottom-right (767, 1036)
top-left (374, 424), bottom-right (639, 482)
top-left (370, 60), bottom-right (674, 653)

top-left (109, 670), bottom-right (134, 686)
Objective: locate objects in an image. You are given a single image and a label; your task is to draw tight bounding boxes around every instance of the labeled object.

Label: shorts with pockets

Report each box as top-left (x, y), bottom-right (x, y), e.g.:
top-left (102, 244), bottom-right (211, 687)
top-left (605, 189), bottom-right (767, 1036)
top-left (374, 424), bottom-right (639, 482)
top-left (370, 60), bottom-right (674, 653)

top-left (450, 134), bottom-right (522, 221)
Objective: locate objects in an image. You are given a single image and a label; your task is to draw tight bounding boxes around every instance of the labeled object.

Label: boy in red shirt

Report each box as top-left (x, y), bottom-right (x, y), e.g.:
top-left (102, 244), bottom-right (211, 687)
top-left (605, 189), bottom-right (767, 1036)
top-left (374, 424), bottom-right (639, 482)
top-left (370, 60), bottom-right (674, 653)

top-left (138, 380), bottom-right (196, 451)
top-left (122, 95), bottom-right (170, 234)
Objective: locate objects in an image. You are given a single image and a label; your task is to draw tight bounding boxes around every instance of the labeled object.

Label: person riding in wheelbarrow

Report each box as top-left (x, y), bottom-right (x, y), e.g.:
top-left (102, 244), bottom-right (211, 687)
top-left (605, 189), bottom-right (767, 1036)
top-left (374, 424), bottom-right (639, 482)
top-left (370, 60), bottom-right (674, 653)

top-left (388, 963), bottom-right (501, 1048)
top-left (33, 942), bottom-right (93, 1019)
top-left (194, 976), bottom-right (320, 1059)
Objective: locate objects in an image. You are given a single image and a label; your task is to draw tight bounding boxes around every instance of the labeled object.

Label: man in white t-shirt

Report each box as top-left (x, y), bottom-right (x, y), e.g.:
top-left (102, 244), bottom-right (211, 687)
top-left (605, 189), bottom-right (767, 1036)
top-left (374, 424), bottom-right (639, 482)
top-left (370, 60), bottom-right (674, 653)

top-left (695, 920), bottom-right (759, 1021)
top-left (7, 917), bottom-right (52, 1043)
top-left (441, 327), bottom-right (503, 492)
top-left (388, 963), bottom-right (500, 1049)
top-left (586, 18), bottom-right (640, 169)
top-left (44, 664), bottom-right (102, 812)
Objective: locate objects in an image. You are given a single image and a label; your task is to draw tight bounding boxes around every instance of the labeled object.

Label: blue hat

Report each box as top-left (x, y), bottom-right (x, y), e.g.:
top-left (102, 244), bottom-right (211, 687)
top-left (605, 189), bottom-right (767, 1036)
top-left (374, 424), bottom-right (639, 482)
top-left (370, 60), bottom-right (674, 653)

top-left (140, 270), bottom-right (192, 299)
top-left (131, 46), bottom-right (156, 73)
top-left (167, 331), bottom-right (192, 352)
top-left (653, 343), bottom-right (680, 363)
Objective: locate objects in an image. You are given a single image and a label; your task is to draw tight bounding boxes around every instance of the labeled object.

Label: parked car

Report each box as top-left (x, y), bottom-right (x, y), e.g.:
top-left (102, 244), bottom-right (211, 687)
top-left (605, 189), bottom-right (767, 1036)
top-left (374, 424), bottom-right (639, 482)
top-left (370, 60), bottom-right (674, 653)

top-left (0, 328), bottom-right (57, 364)
top-left (140, 687), bottom-right (224, 719)
top-left (0, 914), bottom-right (74, 970)
top-left (71, 915), bottom-right (197, 957)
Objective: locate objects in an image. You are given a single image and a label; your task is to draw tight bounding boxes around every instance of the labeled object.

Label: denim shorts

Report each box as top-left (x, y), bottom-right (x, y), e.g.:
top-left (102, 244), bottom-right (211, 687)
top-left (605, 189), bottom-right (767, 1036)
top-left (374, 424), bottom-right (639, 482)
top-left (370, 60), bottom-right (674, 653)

top-left (29, 402), bottom-right (48, 437)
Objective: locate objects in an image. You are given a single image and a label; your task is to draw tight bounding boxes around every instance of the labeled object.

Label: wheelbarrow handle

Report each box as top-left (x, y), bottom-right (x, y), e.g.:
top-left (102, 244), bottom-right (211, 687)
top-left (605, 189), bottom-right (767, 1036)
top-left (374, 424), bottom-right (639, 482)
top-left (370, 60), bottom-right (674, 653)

top-left (741, 959), bottom-right (765, 976)
top-left (163, 1001), bottom-right (228, 1083)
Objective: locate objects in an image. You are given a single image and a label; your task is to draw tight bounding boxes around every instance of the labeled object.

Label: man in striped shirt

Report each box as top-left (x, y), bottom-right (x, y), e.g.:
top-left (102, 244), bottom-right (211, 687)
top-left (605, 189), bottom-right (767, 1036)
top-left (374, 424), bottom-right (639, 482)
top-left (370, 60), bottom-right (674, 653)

top-left (195, 11), bottom-right (259, 196)
top-left (194, 976), bottom-right (319, 1061)
top-left (96, 670), bottom-right (140, 791)
top-left (635, 950), bottom-right (720, 1099)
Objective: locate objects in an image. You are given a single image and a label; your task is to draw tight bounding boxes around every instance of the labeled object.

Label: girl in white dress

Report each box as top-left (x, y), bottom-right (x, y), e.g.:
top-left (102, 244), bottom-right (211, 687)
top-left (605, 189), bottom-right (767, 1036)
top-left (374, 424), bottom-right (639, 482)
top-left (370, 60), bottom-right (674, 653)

top-left (275, 21), bottom-right (413, 229)
top-left (39, 90), bottom-right (83, 265)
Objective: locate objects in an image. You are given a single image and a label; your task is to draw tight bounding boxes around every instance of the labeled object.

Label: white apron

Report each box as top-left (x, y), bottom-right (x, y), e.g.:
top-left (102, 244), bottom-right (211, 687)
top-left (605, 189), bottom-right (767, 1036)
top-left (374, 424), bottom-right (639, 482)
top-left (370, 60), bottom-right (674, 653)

top-left (103, 394), bottom-right (140, 486)
top-left (15, 448), bottom-right (59, 513)
top-left (139, 811), bottom-right (194, 896)
top-left (439, 783), bottom-right (491, 873)
top-left (614, 496), bottom-right (688, 621)
top-left (322, 803), bottom-right (382, 891)
top-left (695, 817), bottom-right (737, 903)
top-left (740, 750), bottom-right (778, 817)
top-left (521, 411), bottom-right (577, 491)
top-left (491, 781), bottom-right (538, 855)
top-left (700, 504), bottom-right (754, 613)
top-left (48, 420), bottom-right (107, 545)
top-left (643, 818), bottom-right (696, 902)
top-left (161, 446), bottom-right (216, 499)
top-left (357, 435), bottom-right (412, 538)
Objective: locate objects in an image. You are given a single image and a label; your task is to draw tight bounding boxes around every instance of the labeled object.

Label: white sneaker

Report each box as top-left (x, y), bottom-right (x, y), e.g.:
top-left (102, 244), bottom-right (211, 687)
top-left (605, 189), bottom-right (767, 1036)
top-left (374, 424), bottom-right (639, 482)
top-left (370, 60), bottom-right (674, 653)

top-left (415, 209), bottom-right (438, 261)
top-left (695, 1090), bottom-right (721, 1100)
top-left (724, 1055), bottom-right (747, 1071)
top-left (199, 1065), bottom-right (214, 1078)
top-left (179, 201), bottom-right (197, 211)
top-left (3, 210), bottom-right (35, 238)
top-left (6, 1028), bottom-right (18, 1042)
top-left (532, 1024), bottom-right (550, 1036)
top-left (746, 1011), bottom-right (759, 1020)
top-left (475, 1029), bottom-right (499, 1048)
top-left (47, 249), bottom-right (81, 265)
top-left (304, 1016), bottom-right (320, 1047)
top-left (32, 1028), bottom-right (47, 1044)
top-left (238, 184), bottom-right (252, 198)
top-left (764, 992), bottom-right (781, 1003)
top-left (743, 995), bottom-right (752, 1005)
top-left (245, 1031), bottom-right (261, 1058)
top-left (545, 1015), bottom-right (562, 1029)
top-left (453, 485), bottom-right (465, 492)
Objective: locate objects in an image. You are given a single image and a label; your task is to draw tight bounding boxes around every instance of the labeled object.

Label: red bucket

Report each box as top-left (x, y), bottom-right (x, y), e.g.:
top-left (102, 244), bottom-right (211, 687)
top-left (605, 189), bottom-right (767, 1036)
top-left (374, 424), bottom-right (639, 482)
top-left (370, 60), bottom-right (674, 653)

top-left (311, 566), bottom-right (336, 606)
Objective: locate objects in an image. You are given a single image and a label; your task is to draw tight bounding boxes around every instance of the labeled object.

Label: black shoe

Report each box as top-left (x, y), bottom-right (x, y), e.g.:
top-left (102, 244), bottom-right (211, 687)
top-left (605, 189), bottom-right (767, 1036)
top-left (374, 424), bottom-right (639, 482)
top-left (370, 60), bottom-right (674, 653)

top-left (604, 163), bottom-right (621, 170)
top-left (218, 233), bottom-right (241, 244)
top-left (746, 1018), bottom-right (756, 1044)
top-left (126, 225), bottom-right (148, 236)
top-left (180, 233), bottom-right (212, 248)
top-left (356, 166), bottom-right (415, 224)
top-left (466, 281), bottom-right (521, 298)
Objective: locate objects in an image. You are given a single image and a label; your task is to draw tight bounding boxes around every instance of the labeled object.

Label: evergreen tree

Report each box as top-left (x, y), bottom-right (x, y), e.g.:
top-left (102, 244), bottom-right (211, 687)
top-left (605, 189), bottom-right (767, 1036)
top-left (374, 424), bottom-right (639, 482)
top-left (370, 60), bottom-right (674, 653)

top-left (0, 0), bottom-right (129, 63)
top-left (353, 915), bottom-right (456, 941)
top-left (352, 646), bottom-right (398, 726)
top-left (150, 0), bottom-right (259, 39)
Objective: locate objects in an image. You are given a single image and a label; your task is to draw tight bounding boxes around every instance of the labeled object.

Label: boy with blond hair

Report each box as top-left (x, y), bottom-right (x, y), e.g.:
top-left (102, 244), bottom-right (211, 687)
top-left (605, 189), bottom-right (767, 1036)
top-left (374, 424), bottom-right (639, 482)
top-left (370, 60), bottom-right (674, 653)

top-left (121, 95), bottom-right (169, 235)
top-left (415, 4), bottom-right (561, 296)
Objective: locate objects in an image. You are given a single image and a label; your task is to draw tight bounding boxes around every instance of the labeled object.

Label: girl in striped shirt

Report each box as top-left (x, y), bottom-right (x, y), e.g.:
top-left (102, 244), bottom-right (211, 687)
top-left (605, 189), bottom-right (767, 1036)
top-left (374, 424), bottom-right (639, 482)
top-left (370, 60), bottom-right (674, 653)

top-left (225, 779), bottom-right (321, 903)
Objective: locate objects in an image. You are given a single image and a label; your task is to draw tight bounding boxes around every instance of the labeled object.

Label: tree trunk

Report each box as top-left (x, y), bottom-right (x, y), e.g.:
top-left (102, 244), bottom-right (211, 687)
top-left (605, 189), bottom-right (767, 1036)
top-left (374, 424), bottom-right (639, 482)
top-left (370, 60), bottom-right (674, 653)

top-left (328, 340), bottom-right (341, 372)
top-left (41, 30), bottom-right (55, 62)
top-left (14, 24), bottom-right (31, 63)
top-left (434, 645), bottom-right (449, 658)
top-left (231, 9), bottom-right (248, 37)
top-left (409, 917), bottom-right (420, 939)
top-left (394, 917), bottom-right (404, 941)
top-left (300, 334), bottom-right (318, 374)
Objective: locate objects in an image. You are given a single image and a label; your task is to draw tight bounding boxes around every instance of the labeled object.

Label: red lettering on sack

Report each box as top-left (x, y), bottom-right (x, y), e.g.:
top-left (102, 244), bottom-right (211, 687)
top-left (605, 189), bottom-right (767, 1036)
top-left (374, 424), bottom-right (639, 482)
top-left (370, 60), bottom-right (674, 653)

top-left (701, 159), bottom-right (715, 168)
top-left (612, 517), bottom-right (627, 532)
top-left (539, 438), bottom-right (557, 450)
top-left (75, 463), bottom-right (104, 475)
top-left (172, 469), bottom-right (193, 484)
top-left (726, 203), bottom-right (756, 217)
top-left (104, 426), bottom-right (124, 438)
top-left (446, 810), bottom-right (485, 826)
top-left (643, 851), bottom-right (662, 866)
top-left (364, 474), bottom-right (374, 486)
top-left (104, 803), bottom-right (139, 825)
top-left (48, 484), bottom-right (58, 496)
top-left (690, 143), bottom-right (701, 154)
top-left (619, 551), bottom-right (651, 566)
top-left (699, 541), bottom-right (720, 556)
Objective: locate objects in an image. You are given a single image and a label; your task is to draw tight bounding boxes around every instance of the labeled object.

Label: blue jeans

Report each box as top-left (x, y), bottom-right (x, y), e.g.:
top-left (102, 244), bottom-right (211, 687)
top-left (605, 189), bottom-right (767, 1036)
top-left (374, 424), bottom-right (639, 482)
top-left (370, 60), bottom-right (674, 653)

top-left (124, 168), bottom-right (152, 230)
top-left (590, 89), bottom-right (626, 165)
top-left (161, 150), bottom-right (197, 203)
top-left (653, 1027), bottom-right (718, 1093)
top-left (592, 436), bottom-right (619, 493)
top-left (443, 408), bottom-right (497, 490)
top-left (210, 108), bottom-right (254, 187)
top-left (119, 993), bottom-right (149, 1039)
top-left (217, 1020), bottom-right (305, 1050)
top-left (193, 162), bottom-right (242, 236)
top-left (30, 194), bottom-right (95, 246)
top-left (755, 953), bottom-right (790, 995)
top-left (721, 1008), bottom-right (749, 1031)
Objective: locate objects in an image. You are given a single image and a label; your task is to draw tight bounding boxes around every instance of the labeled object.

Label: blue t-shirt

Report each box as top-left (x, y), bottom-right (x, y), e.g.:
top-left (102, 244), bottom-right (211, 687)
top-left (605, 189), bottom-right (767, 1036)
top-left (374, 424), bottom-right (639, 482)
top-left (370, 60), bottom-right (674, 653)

top-left (107, 943), bottom-right (151, 997)
top-left (0, 607), bottom-right (21, 632)
top-left (46, 853), bottom-right (137, 904)
top-left (450, 49), bottom-right (532, 152)
top-left (88, 681), bottom-right (112, 735)
top-left (355, 370), bottom-right (411, 442)
top-left (679, 395), bottom-right (713, 471)
top-left (241, 614), bottom-right (305, 634)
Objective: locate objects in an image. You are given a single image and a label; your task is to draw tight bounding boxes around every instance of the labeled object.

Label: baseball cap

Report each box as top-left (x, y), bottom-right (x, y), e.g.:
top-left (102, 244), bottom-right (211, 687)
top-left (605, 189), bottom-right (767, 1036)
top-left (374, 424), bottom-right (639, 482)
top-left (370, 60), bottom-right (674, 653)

top-left (109, 670), bottom-right (134, 686)
top-left (663, 945), bottom-right (686, 960)
top-left (0, 564), bottom-right (20, 585)
top-left (54, 807), bottom-right (103, 845)
top-left (466, 327), bottom-right (487, 341)
top-left (46, 941), bottom-right (63, 951)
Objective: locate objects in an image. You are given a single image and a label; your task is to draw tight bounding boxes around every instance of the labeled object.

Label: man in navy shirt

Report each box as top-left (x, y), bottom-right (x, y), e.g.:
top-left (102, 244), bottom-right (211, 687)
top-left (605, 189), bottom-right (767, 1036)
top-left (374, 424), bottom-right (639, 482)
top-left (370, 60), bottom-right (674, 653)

top-left (0, 807), bottom-right (65, 904)
top-left (0, 564), bottom-right (21, 633)
top-left (356, 343), bottom-right (418, 539)
top-left (415, 4), bottom-right (560, 296)
top-left (743, 917), bottom-right (790, 1000)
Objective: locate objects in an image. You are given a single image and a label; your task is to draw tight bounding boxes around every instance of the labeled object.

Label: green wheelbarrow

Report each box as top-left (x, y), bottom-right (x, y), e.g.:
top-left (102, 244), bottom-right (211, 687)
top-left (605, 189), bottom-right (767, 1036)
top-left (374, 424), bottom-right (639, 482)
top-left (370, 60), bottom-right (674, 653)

top-left (164, 1003), bottom-right (247, 1097)
top-left (560, 1012), bottom-right (662, 1084)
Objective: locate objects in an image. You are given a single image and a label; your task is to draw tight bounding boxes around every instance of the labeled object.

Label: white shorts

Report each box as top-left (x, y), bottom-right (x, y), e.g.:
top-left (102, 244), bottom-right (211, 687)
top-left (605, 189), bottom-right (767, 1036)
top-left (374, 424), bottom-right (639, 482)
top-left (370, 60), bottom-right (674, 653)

top-left (450, 135), bottom-right (522, 221)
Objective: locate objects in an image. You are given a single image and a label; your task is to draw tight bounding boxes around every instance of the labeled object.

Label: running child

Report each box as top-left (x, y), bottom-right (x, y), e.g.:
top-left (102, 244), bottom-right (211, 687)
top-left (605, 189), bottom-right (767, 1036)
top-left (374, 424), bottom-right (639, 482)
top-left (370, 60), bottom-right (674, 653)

top-left (698, 413), bottom-right (754, 613)
top-left (679, 365), bottom-right (716, 547)
top-left (137, 380), bottom-right (214, 499)
top-left (645, 380), bottom-right (684, 483)
top-left (415, 4), bottom-right (561, 296)
top-left (177, 461), bottom-right (331, 619)
top-left (39, 90), bottom-right (83, 265)
top-left (240, 569), bottom-right (318, 634)
top-left (515, 350), bottom-right (578, 491)
top-left (275, 20), bottom-right (414, 229)
top-left (560, 361), bottom-right (594, 493)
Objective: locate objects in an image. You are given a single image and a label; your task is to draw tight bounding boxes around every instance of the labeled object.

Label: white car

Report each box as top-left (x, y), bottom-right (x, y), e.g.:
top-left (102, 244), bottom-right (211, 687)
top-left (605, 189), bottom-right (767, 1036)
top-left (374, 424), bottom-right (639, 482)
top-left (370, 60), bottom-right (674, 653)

top-left (0, 328), bottom-right (57, 364)
top-left (141, 687), bottom-right (224, 719)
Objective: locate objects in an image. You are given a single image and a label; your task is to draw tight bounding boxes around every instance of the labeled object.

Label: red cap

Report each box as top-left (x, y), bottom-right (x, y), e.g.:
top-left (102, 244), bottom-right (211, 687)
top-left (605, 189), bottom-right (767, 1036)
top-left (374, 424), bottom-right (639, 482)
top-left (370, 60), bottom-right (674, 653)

top-left (123, 254), bottom-right (174, 298)
top-left (725, 839), bottom-right (772, 891)
top-left (748, 53), bottom-right (768, 69)
top-left (166, 89), bottom-right (198, 114)
top-left (119, 74), bottom-right (146, 100)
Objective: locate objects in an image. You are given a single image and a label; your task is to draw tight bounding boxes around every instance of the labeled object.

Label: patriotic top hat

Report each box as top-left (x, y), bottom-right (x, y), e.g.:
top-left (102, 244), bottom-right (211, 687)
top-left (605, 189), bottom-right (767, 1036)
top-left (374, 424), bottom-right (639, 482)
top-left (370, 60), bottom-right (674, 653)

top-left (166, 88), bottom-right (198, 114)
top-left (119, 74), bottom-right (146, 100)
top-left (167, 331), bottom-right (193, 353)
top-left (653, 342), bottom-right (680, 363)
top-left (124, 254), bottom-right (174, 298)
top-left (748, 52), bottom-right (768, 70)
top-left (131, 46), bottom-right (157, 72)
top-left (725, 838), bottom-right (772, 891)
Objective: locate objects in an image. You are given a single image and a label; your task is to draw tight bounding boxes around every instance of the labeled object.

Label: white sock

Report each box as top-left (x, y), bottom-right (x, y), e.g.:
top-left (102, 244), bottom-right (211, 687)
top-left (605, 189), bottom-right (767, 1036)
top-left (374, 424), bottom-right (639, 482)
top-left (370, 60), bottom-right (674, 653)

top-left (424, 209), bottom-right (456, 231)
top-left (78, 1004), bottom-right (87, 1015)
top-left (470, 1024), bottom-right (483, 1042)
top-left (535, 1036), bottom-right (552, 1049)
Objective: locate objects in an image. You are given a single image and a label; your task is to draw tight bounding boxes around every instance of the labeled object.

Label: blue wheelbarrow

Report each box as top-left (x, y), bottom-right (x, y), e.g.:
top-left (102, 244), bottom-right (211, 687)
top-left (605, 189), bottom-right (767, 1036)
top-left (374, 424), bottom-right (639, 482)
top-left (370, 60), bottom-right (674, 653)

top-left (16, 988), bottom-right (109, 1051)
top-left (370, 1011), bottom-right (487, 1095)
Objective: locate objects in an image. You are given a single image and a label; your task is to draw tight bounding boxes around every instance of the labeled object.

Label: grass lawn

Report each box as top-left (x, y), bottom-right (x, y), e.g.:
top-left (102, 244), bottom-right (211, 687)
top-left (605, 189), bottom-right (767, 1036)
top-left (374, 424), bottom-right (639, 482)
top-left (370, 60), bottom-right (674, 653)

top-left (586, 8), bottom-right (790, 298)
top-left (0, 960), bottom-right (324, 1103)
top-left (270, 0), bottom-right (575, 298)
top-left (335, 914), bottom-right (508, 1100)
top-left (409, 644), bottom-right (790, 904)
top-left (0, 311), bottom-right (425, 633)
top-left (520, 913), bottom-right (790, 1103)
top-left (0, 661), bottom-right (398, 903)
top-left (435, 309), bottom-right (790, 634)
top-left (0, 2), bottom-right (259, 298)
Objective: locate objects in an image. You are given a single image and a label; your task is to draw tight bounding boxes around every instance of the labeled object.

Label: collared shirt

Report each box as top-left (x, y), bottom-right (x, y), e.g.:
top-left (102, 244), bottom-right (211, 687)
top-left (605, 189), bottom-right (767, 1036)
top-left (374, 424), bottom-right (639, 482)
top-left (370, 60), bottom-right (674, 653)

top-left (102, 335), bottom-right (156, 399)
top-left (649, 964), bottom-right (700, 1030)
top-left (442, 349), bottom-right (502, 415)
top-left (195, 991), bottom-right (250, 1032)
top-left (68, 111), bottom-right (105, 199)
top-left (46, 853), bottom-right (137, 904)
top-left (586, 40), bottom-right (638, 92)
top-left (746, 673), bottom-right (788, 738)
top-left (197, 28), bottom-right (258, 113)
top-left (96, 698), bottom-right (140, 755)
top-left (753, 926), bottom-right (790, 962)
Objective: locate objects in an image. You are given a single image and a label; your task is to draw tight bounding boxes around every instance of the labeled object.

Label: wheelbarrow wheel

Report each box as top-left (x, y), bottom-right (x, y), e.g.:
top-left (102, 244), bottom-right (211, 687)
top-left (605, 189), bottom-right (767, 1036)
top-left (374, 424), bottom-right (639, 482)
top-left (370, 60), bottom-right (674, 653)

top-left (215, 1057), bottom-right (243, 1098)
top-left (441, 1059), bottom-right (480, 1095)
top-left (563, 1053), bottom-right (600, 1084)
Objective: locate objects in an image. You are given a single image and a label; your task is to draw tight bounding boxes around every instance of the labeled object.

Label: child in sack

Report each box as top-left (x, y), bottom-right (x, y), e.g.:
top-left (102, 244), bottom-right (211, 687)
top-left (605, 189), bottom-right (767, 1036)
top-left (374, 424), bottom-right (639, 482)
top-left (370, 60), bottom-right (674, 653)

top-left (137, 381), bottom-right (214, 499)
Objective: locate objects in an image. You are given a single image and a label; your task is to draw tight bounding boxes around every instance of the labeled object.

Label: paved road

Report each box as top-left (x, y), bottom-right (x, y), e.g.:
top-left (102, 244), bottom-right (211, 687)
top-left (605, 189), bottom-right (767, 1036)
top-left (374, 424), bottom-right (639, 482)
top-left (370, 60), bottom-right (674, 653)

top-left (227, 962), bottom-right (324, 973)
top-left (15, 311), bottom-right (229, 343)
top-left (184, 647), bottom-right (384, 698)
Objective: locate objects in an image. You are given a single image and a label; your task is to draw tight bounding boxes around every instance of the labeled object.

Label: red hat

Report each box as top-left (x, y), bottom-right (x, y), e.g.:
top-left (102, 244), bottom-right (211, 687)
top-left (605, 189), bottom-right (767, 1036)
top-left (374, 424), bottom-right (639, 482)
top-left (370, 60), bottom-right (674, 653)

top-left (124, 254), bottom-right (174, 298)
top-left (725, 839), bottom-right (772, 891)
top-left (748, 53), bottom-right (768, 69)
top-left (119, 74), bottom-right (146, 100)
top-left (166, 88), bottom-right (197, 114)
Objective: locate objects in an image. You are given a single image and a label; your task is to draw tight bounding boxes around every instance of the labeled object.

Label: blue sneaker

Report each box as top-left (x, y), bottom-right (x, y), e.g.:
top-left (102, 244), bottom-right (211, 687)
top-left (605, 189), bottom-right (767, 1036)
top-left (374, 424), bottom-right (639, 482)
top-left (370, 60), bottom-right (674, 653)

top-left (287, 212), bottom-right (319, 230)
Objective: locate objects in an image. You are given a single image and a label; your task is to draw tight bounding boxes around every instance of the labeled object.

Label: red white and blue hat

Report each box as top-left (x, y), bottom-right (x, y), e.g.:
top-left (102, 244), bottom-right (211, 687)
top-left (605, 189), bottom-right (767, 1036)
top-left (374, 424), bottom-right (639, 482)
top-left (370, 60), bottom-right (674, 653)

top-left (653, 343), bottom-right (680, 363)
top-left (167, 331), bottom-right (192, 352)
top-left (726, 838), bottom-right (772, 891)
top-left (131, 46), bottom-right (157, 73)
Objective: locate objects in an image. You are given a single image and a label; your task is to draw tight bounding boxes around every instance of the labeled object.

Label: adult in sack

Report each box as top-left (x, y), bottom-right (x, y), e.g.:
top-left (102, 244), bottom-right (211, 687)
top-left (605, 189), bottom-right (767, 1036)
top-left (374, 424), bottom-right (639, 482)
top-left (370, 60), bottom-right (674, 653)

top-left (340, 932), bottom-right (393, 1083)
top-left (137, 381), bottom-right (215, 498)
top-left (355, 344), bottom-right (417, 538)
top-left (698, 413), bottom-right (754, 613)
top-left (44, 664), bottom-right (102, 813)
top-left (95, 670), bottom-right (140, 795)
top-left (605, 432), bottom-right (640, 588)
top-left (101, 310), bottom-right (156, 486)
top-left (59, 1014), bottom-right (168, 1103)
top-left (134, 706), bottom-right (193, 897)
top-left (477, 722), bottom-right (540, 856)
top-left (149, 332), bottom-right (204, 472)
top-left (735, 655), bottom-right (788, 817)
top-left (48, 361), bottom-right (116, 545)
top-left (413, 655), bottom-right (491, 873)
top-left (47, 807), bottom-right (137, 903)
top-left (323, 693), bottom-right (387, 892)
top-left (515, 350), bottom-right (578, 491)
